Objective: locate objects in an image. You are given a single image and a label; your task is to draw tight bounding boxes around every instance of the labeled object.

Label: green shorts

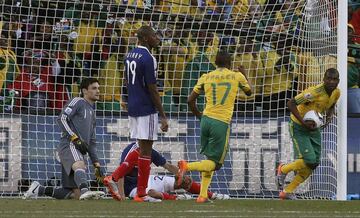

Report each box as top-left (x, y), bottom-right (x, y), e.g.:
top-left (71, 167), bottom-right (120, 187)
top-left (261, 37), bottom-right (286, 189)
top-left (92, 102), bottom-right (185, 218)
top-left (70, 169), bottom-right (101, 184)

top-left (289, 120), bottom-right (322, 165)
top-left (200, 115), bottom-right (230, 165)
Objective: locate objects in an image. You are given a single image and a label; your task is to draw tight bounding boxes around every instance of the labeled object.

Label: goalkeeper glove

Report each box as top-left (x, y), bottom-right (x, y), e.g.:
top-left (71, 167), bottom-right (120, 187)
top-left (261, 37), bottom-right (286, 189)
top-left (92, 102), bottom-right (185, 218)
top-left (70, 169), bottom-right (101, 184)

top-left (94, 164), bottom-right (104, 185)
top-left (70, 135), bottom-right (88, 155)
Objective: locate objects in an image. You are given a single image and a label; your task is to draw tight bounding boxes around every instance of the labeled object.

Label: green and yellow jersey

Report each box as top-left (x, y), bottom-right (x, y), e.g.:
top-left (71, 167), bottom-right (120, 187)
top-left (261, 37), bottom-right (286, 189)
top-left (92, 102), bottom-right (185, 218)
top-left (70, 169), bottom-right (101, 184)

top-left (291, 83), bottom-right (340, 125)
top-left (233, 52), bottom-right (264, 100)
top-left (261, 49), bottom-right (294, 96)
top-left (193, 68), bottom-right (251, 124)
top-left (0, 48), bottom-right (20, 92)
top-left (73, 20), bottom-right (103, 54)
top-left (163, 40), bottom-right (189, 94)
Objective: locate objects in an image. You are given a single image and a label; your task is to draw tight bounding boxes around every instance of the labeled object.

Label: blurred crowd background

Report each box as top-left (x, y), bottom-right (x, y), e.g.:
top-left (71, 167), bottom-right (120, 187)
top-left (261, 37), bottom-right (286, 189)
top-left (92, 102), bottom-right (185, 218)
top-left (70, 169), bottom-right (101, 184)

top-left (0, 0), bottom-right (355, 115)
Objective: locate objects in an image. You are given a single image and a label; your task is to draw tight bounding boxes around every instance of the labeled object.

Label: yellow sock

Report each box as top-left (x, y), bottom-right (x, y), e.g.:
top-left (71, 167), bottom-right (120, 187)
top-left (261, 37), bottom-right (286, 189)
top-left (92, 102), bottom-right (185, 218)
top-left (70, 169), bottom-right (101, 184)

top-left (281, 159), bottom-right (307, 174)
top-left (199, 171), bottom-right (214, 198)
top-left (284, 166), bottom-right (312, 193)
top-left (187, 160), bottom-right (216, 172)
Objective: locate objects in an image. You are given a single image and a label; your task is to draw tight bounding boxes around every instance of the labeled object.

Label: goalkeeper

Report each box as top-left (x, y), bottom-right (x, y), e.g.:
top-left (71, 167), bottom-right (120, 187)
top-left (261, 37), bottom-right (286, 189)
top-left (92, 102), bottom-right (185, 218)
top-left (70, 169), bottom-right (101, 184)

top-left (276, 68), bottom-right (340, 200)
top-left (24, 78), bottom-right (105, 200)
top-left (177, 51), bottom-right (252, 203)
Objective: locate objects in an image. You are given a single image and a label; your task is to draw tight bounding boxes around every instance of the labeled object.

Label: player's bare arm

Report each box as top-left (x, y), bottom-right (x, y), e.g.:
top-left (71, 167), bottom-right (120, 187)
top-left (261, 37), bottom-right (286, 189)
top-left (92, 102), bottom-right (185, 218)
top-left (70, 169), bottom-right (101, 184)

top-left (287, 99), bottom-right (316, 131)
top-left (187, 91), bottom-right (202, 119)
top-left (147, 83), bottom-right (168, 132)
top-left (162, 162), bottom-right (179, 175)
top-left (147, 189), bottom-right (164, 199)
top-left (236, 66), bottom-right (252, 96)
top-left (323, 104), bottom-right (336, 128)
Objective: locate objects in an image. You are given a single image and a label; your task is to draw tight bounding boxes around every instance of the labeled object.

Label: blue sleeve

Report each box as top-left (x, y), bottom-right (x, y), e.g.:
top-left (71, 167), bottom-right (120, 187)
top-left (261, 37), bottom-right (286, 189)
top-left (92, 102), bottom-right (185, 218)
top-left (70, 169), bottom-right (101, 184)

top-left (143, 55), bottom-right (157, 85)
top-left (119, 148), bottom-right (128, 164)
top-left (151, 149), bottom-right (166, 166)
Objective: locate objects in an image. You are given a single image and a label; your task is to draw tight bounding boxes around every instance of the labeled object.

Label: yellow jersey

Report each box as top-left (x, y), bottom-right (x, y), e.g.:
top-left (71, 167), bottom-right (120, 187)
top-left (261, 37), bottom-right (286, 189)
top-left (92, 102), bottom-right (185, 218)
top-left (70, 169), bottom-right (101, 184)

top-left (261, 49), bottom-right (294, 96)
top-left (290, 83), bottom-right (340, 125)
top-left (74, 21), bottom-right (102, 54)
top-left (193, 68), bottom-right (251, 124)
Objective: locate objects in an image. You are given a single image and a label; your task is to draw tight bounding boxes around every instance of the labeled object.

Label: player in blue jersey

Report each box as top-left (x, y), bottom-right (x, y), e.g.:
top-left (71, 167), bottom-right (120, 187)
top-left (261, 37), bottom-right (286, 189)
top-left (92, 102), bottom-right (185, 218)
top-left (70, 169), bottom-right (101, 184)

top-left (104, 26), bottom-right (169, 202)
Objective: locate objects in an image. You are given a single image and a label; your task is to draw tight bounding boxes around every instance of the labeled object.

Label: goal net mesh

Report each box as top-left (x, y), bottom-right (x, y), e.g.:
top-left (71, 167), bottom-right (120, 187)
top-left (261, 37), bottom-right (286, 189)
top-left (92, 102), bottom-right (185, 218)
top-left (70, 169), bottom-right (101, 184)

top-left (0, 0), bottom-right (338, 199)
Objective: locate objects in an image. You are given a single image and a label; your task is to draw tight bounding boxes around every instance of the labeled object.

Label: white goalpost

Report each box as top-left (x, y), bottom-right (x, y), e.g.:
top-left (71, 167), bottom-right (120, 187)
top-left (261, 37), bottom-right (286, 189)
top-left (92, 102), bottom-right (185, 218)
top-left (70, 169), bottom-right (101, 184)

top-left (0, 0), bottom-right (347, 199)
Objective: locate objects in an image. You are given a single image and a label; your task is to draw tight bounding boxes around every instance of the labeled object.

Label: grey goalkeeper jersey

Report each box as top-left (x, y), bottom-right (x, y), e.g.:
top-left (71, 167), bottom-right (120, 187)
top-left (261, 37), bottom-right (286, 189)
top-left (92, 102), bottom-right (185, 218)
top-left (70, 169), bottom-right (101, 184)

top-left (57, 97), bottom-right (98, 163)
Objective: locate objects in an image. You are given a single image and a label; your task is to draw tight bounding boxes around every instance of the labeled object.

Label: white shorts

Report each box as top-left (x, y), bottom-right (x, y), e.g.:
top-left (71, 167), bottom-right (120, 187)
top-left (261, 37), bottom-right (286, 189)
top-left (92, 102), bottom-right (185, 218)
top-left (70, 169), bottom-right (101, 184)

top-left (129, 175), bottom-right (175, 198)
top-left (129, 113), bottom-right (158, 140)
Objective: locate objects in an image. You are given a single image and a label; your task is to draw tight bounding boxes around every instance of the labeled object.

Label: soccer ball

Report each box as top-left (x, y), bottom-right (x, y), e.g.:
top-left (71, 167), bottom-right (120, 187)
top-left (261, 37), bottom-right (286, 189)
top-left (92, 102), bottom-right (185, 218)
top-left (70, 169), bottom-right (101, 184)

top-left (303, 110), bottom-right (323, 128)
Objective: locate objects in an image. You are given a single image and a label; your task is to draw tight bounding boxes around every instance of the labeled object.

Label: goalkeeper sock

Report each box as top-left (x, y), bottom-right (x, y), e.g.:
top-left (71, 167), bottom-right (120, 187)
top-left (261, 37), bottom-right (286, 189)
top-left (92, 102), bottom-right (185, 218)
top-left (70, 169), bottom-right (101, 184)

top-left (37, 185), bottom-right (46, 196)
top-left (188, 181), bottom-right (213, 198)
top-left (284, 166), bottom-right (312, 193)
top-left (187, 160), bottom-right (216, 172)
top-left (52, 187), bottom-right (73, 199)
top-left (199, 171), bottom-right (214, 198)
top-left (137, 155), bottom-right (151, 197)
top-left (162, 193), bottom-right (176, 200)
top-left (74, 169), bottom-right (88, 194)
top-left (281, 159), bottom-right (307, 174)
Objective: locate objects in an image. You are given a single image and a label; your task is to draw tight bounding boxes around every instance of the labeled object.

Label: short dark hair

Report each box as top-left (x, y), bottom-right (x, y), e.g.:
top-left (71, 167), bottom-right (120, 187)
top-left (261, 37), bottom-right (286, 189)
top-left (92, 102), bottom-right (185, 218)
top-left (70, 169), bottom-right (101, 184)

top-left (324, 68), bottom-right (339, 77)
top-left (80, 77), bottom-right (99, 97)
top-left (137, 26), bottom-right (154, 40)
top-left (215, 50), bottom-right (232, 68)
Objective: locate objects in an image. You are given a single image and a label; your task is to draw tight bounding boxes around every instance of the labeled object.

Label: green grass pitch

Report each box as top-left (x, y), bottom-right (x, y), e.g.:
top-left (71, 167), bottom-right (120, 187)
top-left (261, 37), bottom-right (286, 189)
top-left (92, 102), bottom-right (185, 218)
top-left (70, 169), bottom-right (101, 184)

top-left (1, 199), bottom-right (360, 217)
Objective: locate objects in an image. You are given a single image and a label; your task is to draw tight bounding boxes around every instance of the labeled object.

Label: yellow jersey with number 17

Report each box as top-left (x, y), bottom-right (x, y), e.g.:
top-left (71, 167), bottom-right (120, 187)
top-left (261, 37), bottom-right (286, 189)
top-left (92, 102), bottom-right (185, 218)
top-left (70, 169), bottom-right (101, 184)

top-left (193, 68), bottom-right (251, 124)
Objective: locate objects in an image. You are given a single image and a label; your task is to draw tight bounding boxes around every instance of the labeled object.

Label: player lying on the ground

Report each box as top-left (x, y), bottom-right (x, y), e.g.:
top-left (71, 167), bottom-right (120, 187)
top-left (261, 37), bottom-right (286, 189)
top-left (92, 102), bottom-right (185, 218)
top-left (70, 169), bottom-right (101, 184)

top-left (103, 141), bottom-right (230, 201)
top-left (121, 174), bottom-right (193, 202)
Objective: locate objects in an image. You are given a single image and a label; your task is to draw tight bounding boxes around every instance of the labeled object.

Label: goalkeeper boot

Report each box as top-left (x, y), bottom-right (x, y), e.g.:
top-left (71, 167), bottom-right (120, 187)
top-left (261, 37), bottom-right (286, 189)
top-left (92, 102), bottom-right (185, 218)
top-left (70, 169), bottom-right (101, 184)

top-left (196, 196), bottom-right (213, 203)
top-left (176, 160), bottom-right (188, 187)
top-left (103, 176), bottom-right (122, 201)
top-left (22, 181), bottom-right (40, 199)
top-left (279, 191), bottom-right (297, 200)
top-left (79, 190), bottom-right (106, 200)
top-left (90, 191), bottom-right (106, 200)
top-left (211, 192), bottom-right (231, 200)
top-left (276, 163), bottom-right (287, 190)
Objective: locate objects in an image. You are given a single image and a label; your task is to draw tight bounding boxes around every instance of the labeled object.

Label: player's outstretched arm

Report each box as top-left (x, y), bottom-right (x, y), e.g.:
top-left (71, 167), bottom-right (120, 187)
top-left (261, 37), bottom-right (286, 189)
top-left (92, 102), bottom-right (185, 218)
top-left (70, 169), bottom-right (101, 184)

top-left (323, 104), bottom-right (336, 128)
top-left (147, 189), bottom-right (164, 199)
top-left (187, 91), bottom-right (202, 119)
top-left (162, 162), bottom-right (179, 175)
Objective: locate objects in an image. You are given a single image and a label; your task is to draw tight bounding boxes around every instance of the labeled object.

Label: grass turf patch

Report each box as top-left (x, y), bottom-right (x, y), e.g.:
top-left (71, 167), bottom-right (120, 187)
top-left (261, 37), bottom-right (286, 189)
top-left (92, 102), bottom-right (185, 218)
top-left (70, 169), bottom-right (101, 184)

top-left (1, 199), bottom-right (360, 217)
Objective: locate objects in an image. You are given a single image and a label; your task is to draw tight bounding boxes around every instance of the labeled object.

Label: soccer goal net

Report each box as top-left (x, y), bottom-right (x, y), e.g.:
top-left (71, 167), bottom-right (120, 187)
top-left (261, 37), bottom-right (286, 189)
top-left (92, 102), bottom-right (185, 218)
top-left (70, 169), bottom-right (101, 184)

top-left (0, 0), bottom-right (344, 199)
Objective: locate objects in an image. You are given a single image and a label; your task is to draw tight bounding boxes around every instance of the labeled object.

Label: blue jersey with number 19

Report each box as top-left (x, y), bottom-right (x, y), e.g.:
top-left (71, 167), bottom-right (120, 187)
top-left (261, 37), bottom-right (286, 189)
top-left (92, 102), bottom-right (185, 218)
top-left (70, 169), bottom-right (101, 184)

top-left (124, 46), bottom-right (158, 117)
